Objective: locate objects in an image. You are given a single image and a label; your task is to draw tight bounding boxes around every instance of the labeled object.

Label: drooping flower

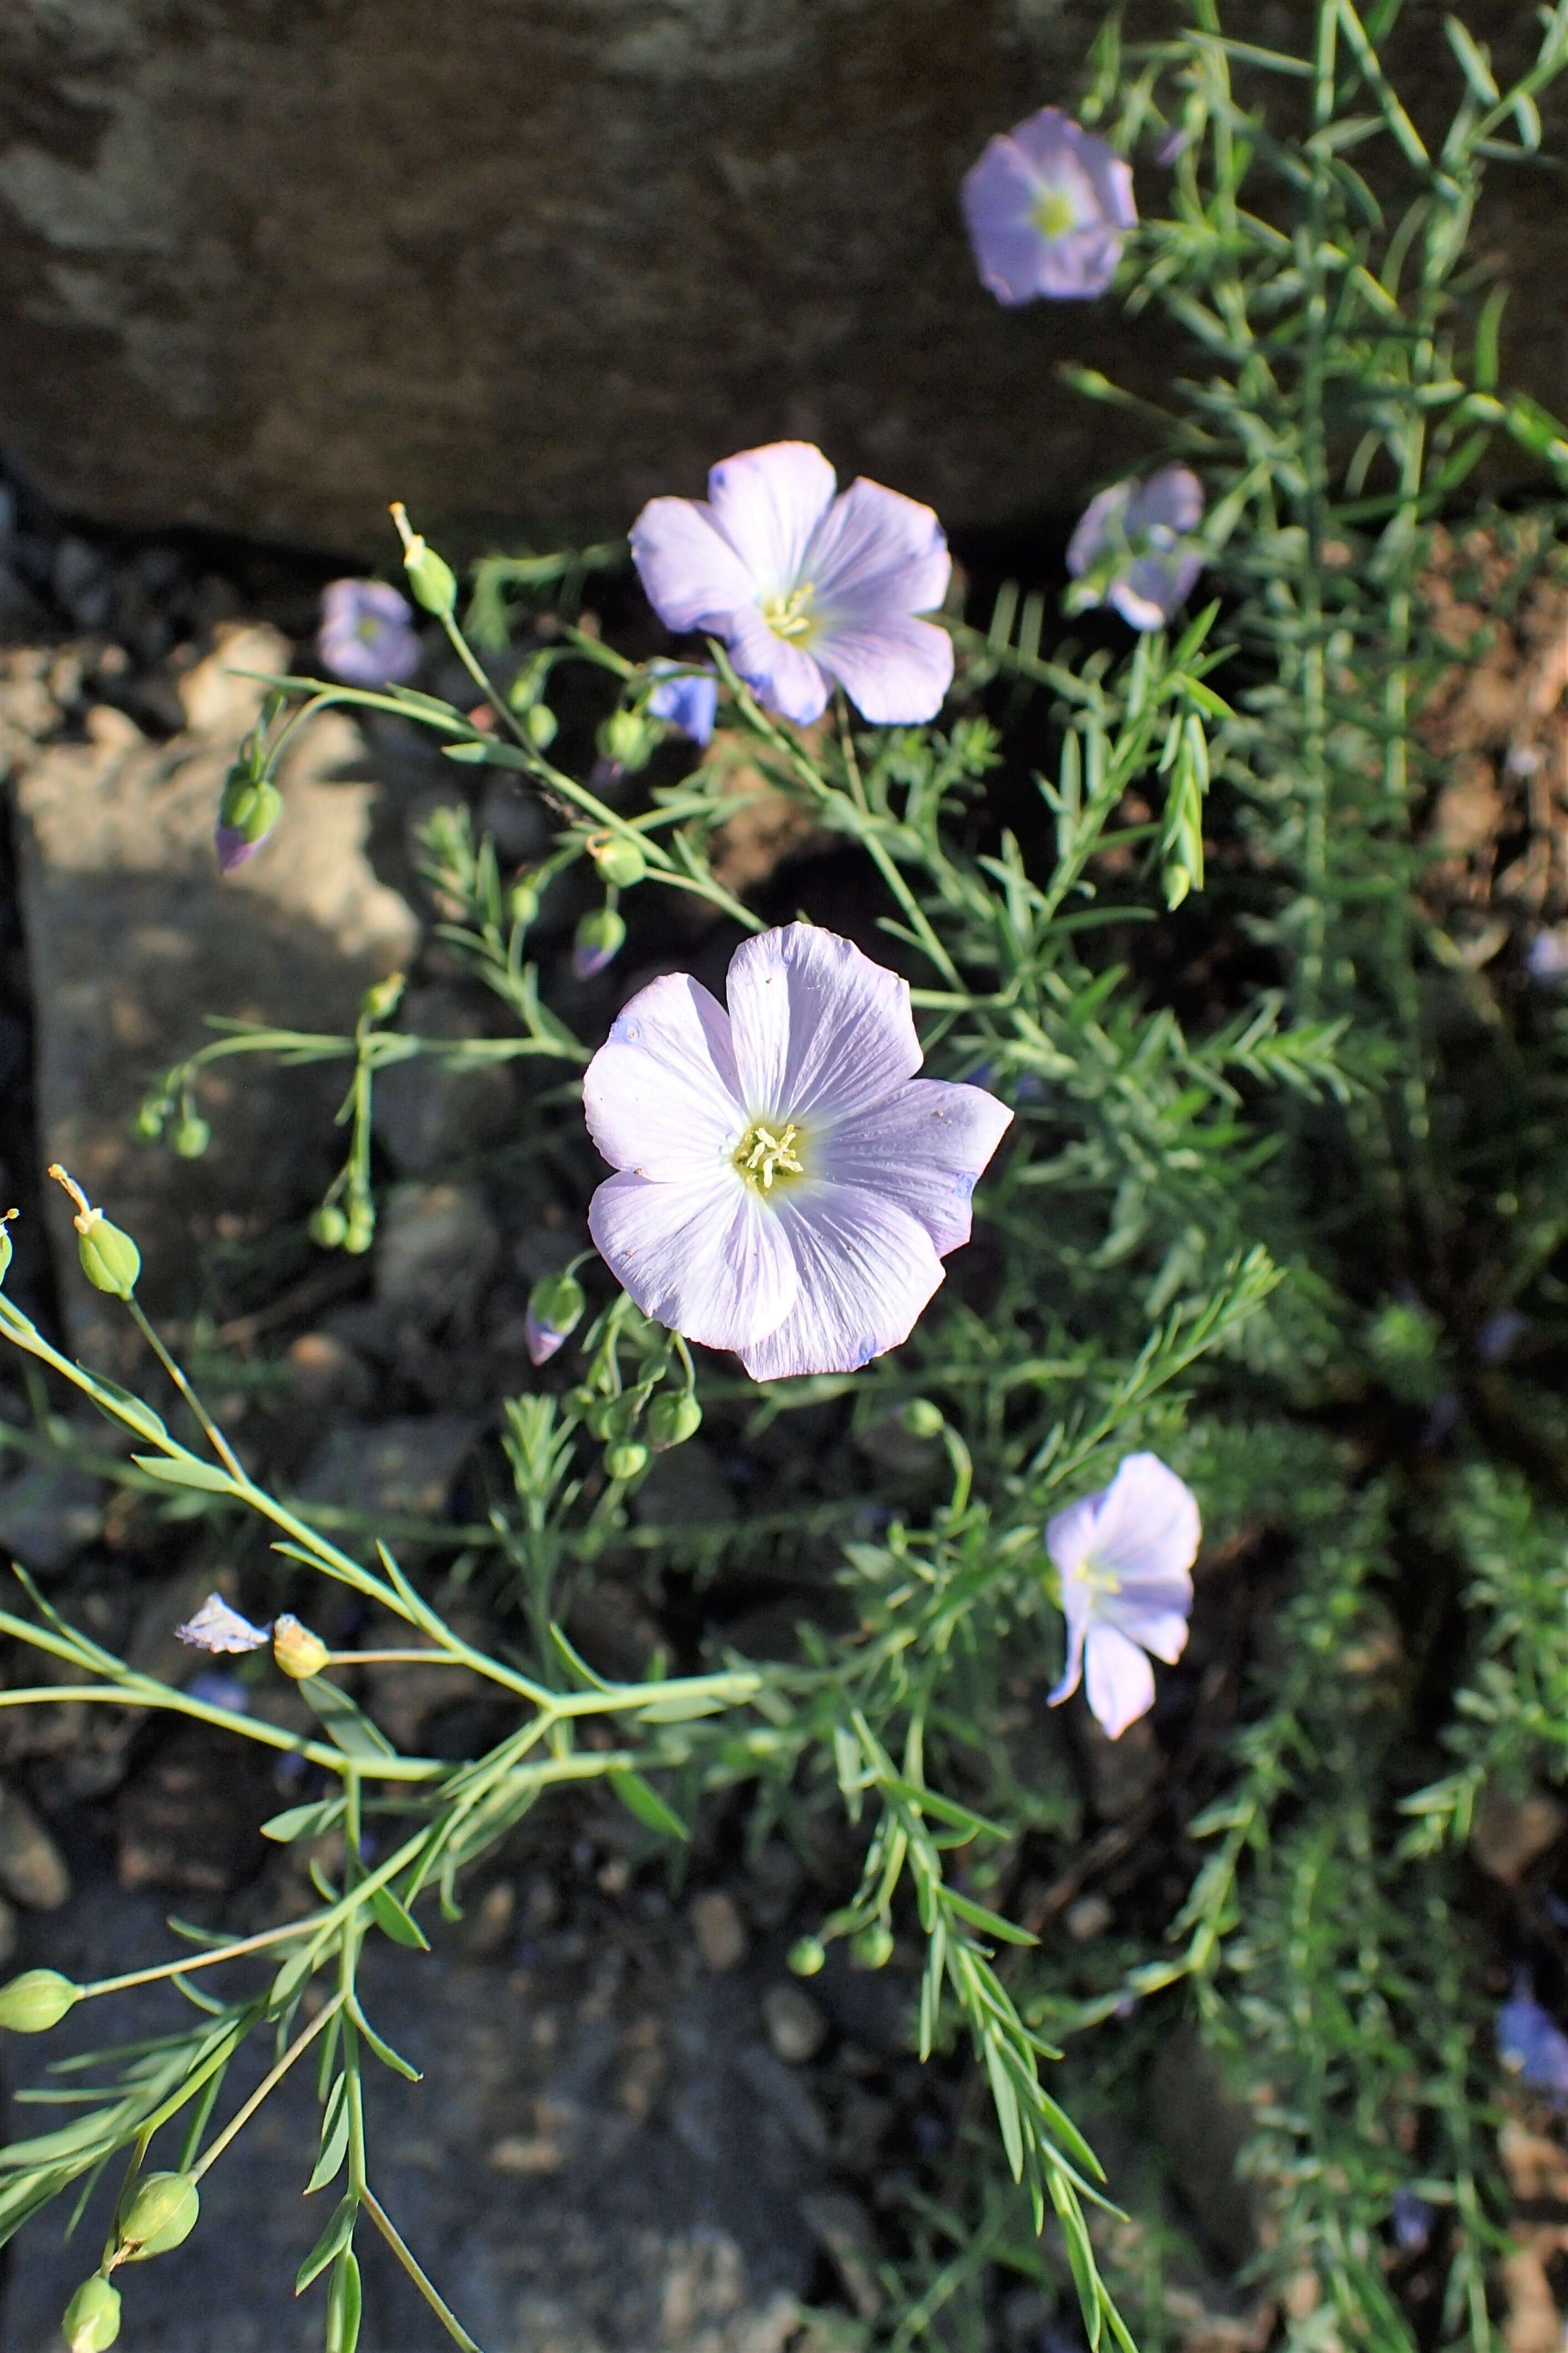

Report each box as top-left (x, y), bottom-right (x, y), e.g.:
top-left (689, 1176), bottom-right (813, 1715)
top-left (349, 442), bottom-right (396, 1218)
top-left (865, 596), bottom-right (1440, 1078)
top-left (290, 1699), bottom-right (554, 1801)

top-left (647, 660), bottom-right (719, 746)
top-left (317, 579), bottom-right (422, 688)
top-left (1046, 1453), bottom-right (1199, 1739)
top-left (525, 1271), bottom-right (586, 1367)
top-left (630, 442), bottom-right (953, 728)
top-left (962, 107), bottom-right (1135, 304)
top-left (175, 1593), bottom-right (271, 1654)
top-left (1498, 1974), bottom-right (1568, 2100)
top-left (1067, 465), bottom-right (1205, 632)
top-left (582, 923), bottom-right (1012, 1380)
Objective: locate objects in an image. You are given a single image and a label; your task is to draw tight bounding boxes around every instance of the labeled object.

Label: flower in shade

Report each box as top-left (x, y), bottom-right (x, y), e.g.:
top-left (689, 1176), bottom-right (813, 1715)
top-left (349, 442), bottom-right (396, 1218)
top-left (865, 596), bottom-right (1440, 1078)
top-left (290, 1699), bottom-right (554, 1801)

top-left (1389, 2190), bottom-right (1433, 2254)
top-left (1498, 1974), bottom-right (1568, 2101)
top-left (1046, 1453), bottom-right (1199, 1738)
top-left (630, 442), bottom-right (953, 728)
top-left (317, 579), bottom-right (422, 687)
top-left (962, 108), bottom-right (1135, 304)
top-left (582, 922), bottom-right (1012, 1380)
top-left (175, 1593), bottom-right (271, 1654)
top-left (647, 660), bottom-right (719, 746)
top-left (1067, 465), bottom-right (1205, 632)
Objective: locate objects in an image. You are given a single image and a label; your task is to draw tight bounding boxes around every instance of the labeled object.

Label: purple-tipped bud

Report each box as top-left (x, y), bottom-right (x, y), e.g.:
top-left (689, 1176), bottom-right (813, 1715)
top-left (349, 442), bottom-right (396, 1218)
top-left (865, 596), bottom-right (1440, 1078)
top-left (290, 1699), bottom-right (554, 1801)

top-left (572, 907), bottom-right (626, 981)
top-left (214, 771), bottom-right (282, 875)
top-left (525, 1271), bottom-right (585, 1365)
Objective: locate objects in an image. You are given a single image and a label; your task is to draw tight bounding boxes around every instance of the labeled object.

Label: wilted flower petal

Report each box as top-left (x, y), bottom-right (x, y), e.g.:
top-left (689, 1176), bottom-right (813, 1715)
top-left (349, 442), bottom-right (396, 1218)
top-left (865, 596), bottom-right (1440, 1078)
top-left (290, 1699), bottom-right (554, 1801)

top-left (318, 579), bottom-right (422, 688)
top-left (962, 108), bottom-right (1135, 304)
top-left (175, 1594), bottom-right (271, 1655)
top-left (1068, 465), bottom-right (1206, 631)
top-left (583, 924), bottom-right (1011, 1378)
top-left (630, 443), bottom-right (953, 728)
top-left (1046, 1453), bottom-right (1199, 1738)
top-left (647, 660), bottom-right (719, 745)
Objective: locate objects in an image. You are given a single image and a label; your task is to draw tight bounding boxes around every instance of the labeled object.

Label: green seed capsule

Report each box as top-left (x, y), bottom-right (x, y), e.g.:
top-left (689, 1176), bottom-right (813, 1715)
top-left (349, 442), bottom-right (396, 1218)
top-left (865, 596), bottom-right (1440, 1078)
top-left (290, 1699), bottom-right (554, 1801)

top-left (77, 1216), bottom-right (141, 1300)
top-left (786, 1936), bottom-right (827, 1979)
top-left (647, 1392), bottom-right (702, 1451)
top-left (522, 702), bottom-right (558, 750)
top-left (592, 834), bottom-right (647, 889)
top-left (598, 707), bottom-right (654, 770)
top-left (308, 1204), bottom-right (349, 1250)
top-left (62, 2276), bottom-right (120, 2352)
top-left (604, 1439), bottom-right (650, 1481)
top-left (119, 2171), bottom-right (199, 2259)
top-left (0, 1968), bottom-right (79, 2031)
top-left (850, 1924), bottom-right (895, 1971)
top-left (342, 1203), bottom-right (375, 1255)
top-left (900, 1398), bottom-right (945, 1439)
top-left (172, 1115), bottom-right (210, 1160)
top-left (132, 1099), bottom-right (166, 1141)
top-left (273, 1616), bottom-right (330, 1681)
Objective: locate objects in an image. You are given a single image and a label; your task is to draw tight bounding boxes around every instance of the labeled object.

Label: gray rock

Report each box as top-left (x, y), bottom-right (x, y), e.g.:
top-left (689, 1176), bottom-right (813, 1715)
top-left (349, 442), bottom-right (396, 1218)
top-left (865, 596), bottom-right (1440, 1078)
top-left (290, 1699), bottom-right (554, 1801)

top-left (762, 1982), bottom-right (828, 2065)
top-left (0, 1452), bottom-right (102, 1573)
top-left (372, 982), bottom-right (521, 1179)
top-left (7, 626), bottom-right (418, 1377)
top-left (375, 1180), bottom-right (500, 1325)
top-left (4, 5), bottom-right (1560, 556)
top-left (0, 1780), bottom-right (70, 1909)
top-left (296, 1413), bottom-right (480, 1523)
top-left (2, 1868), bottom-right (818, 2351)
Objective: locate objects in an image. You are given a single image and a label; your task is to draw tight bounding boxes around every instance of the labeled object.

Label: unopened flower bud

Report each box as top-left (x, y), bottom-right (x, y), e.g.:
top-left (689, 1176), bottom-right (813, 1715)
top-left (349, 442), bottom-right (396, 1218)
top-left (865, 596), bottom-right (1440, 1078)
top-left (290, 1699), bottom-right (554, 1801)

top-left (850, 1924), bottom-right (895, 1971)
top-left (787, 1936), bottom-right (826, 1978)
top-left (273, 1615), bottom-right (329, 1681)
top-left (525, 1272), bottom-right (585, 1366)
top-left (49, 1167), bottom-right (140, 1299)
top-left (589, 832), bottom-right (647, 890)
top-left (572, 907), bottom-right (626, 981)
top-left (172, 1115), bottom-right (210, 1160)
top-left (359, 972), bottom-right (405, 1025)
top-left (0, 1967), bottom-right (79, 2031)
top-left (647, 1392), bottom-right (702, 1451)
top-left (63, 2277), bottom-right (120, 2352)
top-left (389, 503), bottom-right (457, 617)
top-left (901, 1398), bottom-right (945, 1439)
top-left (118, 2172), bottom-right (199, 2260)
top-left (522, 702), bottom-right (558, 750)
top-left (308, 1204), bottom-right (349, 1250)
top-left (597, 707), bottom-right (654, 772)
top-left (215, 775), bottom-right (282, 875)
top-left (509, 876), bottom-right (541, 929)
top-left (132, 1100), bottom-right (167, 1142)
top-left (604, 1439), bottom-right (650, 1482)
top-left (342, 1202), bottom-right (375, 1255)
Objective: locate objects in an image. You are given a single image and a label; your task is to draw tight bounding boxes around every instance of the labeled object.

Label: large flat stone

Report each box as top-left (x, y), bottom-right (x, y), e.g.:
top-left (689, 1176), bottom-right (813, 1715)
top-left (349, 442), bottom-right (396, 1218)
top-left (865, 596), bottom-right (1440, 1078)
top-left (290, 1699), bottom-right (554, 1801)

top-left (6, 623), bottom-right (417, 1373)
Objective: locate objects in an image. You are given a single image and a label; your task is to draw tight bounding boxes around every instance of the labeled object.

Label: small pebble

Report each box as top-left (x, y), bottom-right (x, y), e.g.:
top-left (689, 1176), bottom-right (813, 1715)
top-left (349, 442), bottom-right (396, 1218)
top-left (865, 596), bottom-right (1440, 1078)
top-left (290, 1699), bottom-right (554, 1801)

top-left (763, 1981), bottom-right (828, 2062)
top-left (1065, 1893), bottom-right (1114, 1943)
top-left (689, 1889), bottom-right (747, 1973)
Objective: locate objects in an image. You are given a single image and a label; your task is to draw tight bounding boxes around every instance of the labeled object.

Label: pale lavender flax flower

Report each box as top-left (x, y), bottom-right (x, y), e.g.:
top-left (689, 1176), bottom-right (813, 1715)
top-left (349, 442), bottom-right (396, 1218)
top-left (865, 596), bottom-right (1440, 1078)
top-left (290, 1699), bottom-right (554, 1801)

top-left (318, 579), bottom-right (422, 687)
top-left (630, 442), bottom-right (952, 728)
top-left (1046, 1453), bottom-right (1199, 1738)
top-left (1498, 1974), bottom-right (1568, 2101)
top-left (962, 108), bottom-right (1135, 304)
top-left (176, 1593), bottom-right (271, 1654)
top-left (583, 922), bottom-right (1012, 1380)
top-left (1067, 465), bottom-right (1205, 631)
top-left (647, 660), bottom-right (719, 746)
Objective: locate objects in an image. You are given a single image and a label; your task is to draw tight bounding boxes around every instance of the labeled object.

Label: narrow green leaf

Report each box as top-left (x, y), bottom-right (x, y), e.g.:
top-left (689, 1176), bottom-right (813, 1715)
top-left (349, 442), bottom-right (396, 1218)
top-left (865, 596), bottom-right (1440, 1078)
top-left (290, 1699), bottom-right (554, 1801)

top-left (350, 2002), bottom-right (422, 2082)
top-left (261, 1798), bottom-right (346, 1845)
top-left (78, 1370), bottom-right (169, 1444)
top-left (942, 1890), bottom-right (1038, 1946)
top-left (296, 2193), bottom-right (357, 2294)
top-left (306, 2078), bottom-right (351, 2195)
top-left (130, 1454), bottom-right (239, 1494)
top-left (296, 1677), bottom-right (395, 1760)
top-left (367, 1885), bottom-right (429, 1951)
top-left (608, 1769), bottom-right (689, 1840)
top-left (982, 2036), bottom-right (1024, 2179)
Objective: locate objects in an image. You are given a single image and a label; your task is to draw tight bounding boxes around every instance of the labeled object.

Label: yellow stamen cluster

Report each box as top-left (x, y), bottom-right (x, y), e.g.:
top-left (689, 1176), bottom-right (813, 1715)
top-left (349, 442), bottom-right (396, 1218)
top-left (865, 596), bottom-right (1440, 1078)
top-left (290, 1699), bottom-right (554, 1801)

top-left (734, 1120), bottom-right (805, 1194)
top-left (1032, 185), bottom-right (1078, 241)
top-left (760, 582), bottom-right (818, 643)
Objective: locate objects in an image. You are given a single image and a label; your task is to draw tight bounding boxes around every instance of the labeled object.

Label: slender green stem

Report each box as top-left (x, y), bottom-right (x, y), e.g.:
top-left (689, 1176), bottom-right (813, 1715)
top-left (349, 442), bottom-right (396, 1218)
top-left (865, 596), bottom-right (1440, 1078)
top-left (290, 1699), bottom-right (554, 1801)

top-left (125, 1300), bottom-right (246, 1484)
top-left (361, 2188), bottom-right (484, 2352)
top-left (191, 1995), bottom-right (344, 2180)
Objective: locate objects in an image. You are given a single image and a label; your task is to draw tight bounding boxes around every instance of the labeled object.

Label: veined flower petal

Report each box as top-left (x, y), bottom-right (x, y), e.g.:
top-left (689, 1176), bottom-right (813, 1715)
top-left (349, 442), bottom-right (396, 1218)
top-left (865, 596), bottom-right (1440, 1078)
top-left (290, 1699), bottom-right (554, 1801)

top-left (727, 923), bottom-right (921, 1124)
top-left (1083, 1624), bottom-right (1156, 1740)
top-left (805, 476), bottom-right (951, 623)
top-left (816, 615), bottom-right (955, 724)
top-left (738, 1183), bottom-right (943, 1380)
top-left (588, 1169), bottom-right (796, 1353)
top-left (821, 1078), bottom-right (1013, 1255)
top-left (630, 495), bottom-right (759, 632)
top-left (1085, 1453), bottom-right (1200, 1592)
top-left (583, 972), bottom-right (745, 1180)
top-left (707, 442), bottom-right (839, 596)
top-left (722, 606), bottom-right (834, 726)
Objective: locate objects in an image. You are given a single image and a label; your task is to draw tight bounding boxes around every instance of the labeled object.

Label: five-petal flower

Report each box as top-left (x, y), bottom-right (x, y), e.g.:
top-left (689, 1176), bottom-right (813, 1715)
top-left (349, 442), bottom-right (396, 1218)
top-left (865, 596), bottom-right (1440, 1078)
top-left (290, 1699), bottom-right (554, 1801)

top-left (630, 443), bottom-right (953, 729)
top-left (318, 579), bottom-right (422, 687)
top-left (1066, 465), bottom-right (1205, 631)
top-left (1046, 1453), bottom-right (1199, 1738)
top-left (962, 108), bottom-right (1135, 304)
top-left (583, 924), bottom-right (1012, 1380)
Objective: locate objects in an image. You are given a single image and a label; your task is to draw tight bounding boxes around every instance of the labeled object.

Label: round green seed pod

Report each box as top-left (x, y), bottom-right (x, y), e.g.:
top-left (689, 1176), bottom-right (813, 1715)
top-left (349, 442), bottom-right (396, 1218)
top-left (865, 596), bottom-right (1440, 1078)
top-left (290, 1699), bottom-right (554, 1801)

top-left (849, 1924), bottom-right (895, 1971)
top-left (308, 1204), bottom-right (349, 1249)
top-left (647, 1393), bottom-right (702, 1451)
top-left (172, 1116), bottom-right (211, 1160)
top-left (900, 1398), bottom-right (945, 1439)
top-left (402, 537), bottom-right (458, 618)
top-left (77, 1217), bottom-right (140, 1300)
top-left (522, 702), bottom-right (558, 750)
top-left (119, 2171), bottom-right (199, 2259)
top-left (0, 1968), bottom-right (79, 2031)
top-left (62, 2276), bottom-right (121, 2352)
top-left (604, 1439), bottom-right (650, 1482)
top-left (273, 1616), bottom-right (329, 1681)
top-left (592, 835), bottom-right (647, 889)
top-left (786, 1936), bottom-right (827, 1979)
